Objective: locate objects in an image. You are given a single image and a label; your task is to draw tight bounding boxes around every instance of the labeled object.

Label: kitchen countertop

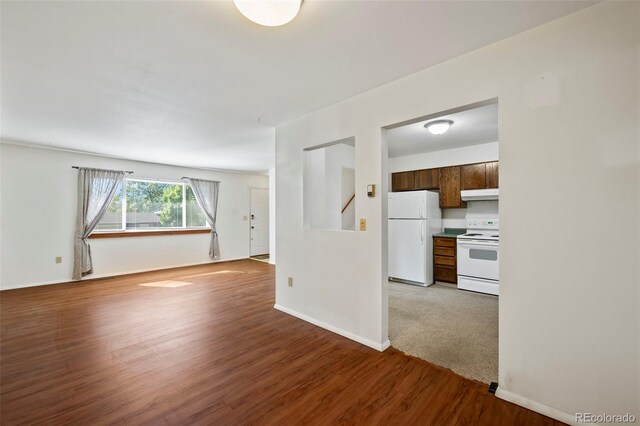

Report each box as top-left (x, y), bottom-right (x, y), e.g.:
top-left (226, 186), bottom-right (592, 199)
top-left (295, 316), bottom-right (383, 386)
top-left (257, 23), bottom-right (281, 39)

top-left (432, 228), bottom-right (467, 238)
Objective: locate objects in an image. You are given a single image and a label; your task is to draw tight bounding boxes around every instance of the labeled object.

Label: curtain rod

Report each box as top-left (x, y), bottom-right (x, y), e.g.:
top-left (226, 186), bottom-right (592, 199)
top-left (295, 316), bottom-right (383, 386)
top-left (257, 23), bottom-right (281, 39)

top-left (180, 176), bottom-right (220, 183)
top-left (72, 166), bottom-right (134, 174)
top-left (181, 177), bottom-right (221, 182)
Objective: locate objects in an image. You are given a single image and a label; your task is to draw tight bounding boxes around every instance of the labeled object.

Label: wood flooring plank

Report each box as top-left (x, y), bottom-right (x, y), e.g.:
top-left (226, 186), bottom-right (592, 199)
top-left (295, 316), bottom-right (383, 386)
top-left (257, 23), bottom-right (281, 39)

top-left (1, 259), bottom-right (563, 425)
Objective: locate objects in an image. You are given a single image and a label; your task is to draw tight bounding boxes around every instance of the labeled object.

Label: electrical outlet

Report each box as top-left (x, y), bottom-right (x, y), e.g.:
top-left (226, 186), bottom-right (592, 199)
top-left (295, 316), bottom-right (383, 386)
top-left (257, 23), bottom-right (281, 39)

top-left (55, 256), bottom-right (62, 264)
top-left (359, 218), bottom-right (367, 231)
top-left (288, 277), bottom-right (293, 287)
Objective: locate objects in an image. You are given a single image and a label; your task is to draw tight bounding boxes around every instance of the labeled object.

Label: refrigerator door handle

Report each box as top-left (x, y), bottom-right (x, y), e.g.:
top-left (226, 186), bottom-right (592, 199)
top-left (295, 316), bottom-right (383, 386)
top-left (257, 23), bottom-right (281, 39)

top-left (420, 220), bottom-right (424, 244)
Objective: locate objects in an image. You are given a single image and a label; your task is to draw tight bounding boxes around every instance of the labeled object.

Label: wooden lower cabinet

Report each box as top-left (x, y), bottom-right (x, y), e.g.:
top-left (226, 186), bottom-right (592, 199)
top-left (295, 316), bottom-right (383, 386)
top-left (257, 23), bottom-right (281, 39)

top-left (433, 237), bottom-right (457, 284)
top-left (434, 266), bottom-right (457, 283)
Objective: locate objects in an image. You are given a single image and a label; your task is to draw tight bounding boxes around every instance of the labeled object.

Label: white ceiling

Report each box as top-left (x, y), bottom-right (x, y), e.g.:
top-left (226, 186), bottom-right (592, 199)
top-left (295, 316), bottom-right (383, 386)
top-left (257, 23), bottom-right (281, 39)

top-left (387, 103), bottom-right (498, 158)
top-left (0, 1), bottom-right (595, 173)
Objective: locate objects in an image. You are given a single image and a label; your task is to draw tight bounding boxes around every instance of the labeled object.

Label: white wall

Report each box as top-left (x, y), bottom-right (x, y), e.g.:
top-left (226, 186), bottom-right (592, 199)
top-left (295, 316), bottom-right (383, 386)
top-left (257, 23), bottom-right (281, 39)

top-left (268, 167), bottom-right (276, 264)
top-left (389, 141), bottom-right (498, 172)
top-left (303, 147), bottom-right (327, 228)
top-left (0, 143), bottom-right (268, 289)
top-left (441, 208), bottom-right (466, 229)
top-left (276, 3), bottom-right (639, 423)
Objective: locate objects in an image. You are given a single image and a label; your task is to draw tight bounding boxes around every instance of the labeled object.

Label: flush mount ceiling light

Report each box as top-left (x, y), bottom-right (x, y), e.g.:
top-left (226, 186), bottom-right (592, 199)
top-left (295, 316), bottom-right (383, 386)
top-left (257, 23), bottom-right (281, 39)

top-left (424, 119), bottom-right (454, 135)
top-left (234, 0), bottom-right (302, 27)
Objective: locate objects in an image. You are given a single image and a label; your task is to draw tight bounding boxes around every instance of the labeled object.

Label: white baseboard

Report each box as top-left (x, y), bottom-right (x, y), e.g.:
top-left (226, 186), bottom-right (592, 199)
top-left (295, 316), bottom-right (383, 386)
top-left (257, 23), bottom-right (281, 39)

top-left (496, 388), bottom-right (578, 425)
top-left (274, 304), bottom-right (390, 352)
top-left (1, 257), bottom-right (249, 291)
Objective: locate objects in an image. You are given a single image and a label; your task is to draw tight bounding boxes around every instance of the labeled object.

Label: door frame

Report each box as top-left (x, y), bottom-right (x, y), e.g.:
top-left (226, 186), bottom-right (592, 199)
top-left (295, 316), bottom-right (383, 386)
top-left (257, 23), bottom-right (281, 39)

top-left (249, 187), bottom-right (270, 257)
top-left (381, 97), bottom-right (500, 377)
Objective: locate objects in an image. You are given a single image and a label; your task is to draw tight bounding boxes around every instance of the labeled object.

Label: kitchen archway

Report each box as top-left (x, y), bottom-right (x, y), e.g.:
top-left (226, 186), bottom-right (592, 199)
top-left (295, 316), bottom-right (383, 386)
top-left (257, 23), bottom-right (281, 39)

top-left (382, 98), bottom-right (500, 385)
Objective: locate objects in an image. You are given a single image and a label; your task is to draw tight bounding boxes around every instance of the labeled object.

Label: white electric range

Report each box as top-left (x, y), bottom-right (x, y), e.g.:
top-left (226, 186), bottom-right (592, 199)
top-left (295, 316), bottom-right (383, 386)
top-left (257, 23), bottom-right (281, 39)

top-left (457, 218), bottom-right (499, 296)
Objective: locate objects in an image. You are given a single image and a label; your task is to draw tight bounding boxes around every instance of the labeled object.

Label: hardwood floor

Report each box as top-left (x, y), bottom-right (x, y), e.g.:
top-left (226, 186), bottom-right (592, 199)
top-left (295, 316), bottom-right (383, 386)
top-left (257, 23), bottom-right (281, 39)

top-left (1, 260), bottom-right (563, 425)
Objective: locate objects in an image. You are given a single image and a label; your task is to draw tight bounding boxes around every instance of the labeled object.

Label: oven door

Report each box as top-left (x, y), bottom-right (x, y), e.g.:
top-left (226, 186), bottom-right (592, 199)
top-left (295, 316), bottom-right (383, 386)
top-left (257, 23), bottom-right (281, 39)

top-left (457, 239), bottom-right (499, 281)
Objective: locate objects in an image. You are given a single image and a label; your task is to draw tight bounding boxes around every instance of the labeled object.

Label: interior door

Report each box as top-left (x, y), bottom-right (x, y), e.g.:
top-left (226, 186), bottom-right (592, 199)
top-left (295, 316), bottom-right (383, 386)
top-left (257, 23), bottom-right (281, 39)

top-left (250, 188), bottom-right (269, 256)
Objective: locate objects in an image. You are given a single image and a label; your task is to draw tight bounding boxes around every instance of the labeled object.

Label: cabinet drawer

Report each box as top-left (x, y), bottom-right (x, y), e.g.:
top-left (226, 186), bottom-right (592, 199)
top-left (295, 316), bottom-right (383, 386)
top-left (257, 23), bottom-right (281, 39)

top-left (434, 266), bottom-right (457, 283)
top-left (435, 255), bottom-right (456, 267)
top-left (433, 237), bottom-right (456, 248)
top-left (434, 246), bottom-right (455, 257)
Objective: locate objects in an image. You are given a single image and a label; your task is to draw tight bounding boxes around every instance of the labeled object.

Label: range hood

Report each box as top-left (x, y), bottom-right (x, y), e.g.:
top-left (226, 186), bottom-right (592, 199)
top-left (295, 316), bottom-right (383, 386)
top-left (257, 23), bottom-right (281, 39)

top-left (461, 188), bottom-right (499, 201)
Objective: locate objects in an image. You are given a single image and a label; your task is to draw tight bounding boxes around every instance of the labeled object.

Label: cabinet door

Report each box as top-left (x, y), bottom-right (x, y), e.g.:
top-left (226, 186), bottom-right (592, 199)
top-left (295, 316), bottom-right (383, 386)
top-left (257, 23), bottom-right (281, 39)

top-left (438, 167), bottom-right (466, 208)
top-left (391, 171), bottom-right (416, 192)
top-left (461, 163), bottom-right (487, 190)
top-left (486, 161), bottom-right (499, 188)
top-left (415, 169), bottom-right (440, 190)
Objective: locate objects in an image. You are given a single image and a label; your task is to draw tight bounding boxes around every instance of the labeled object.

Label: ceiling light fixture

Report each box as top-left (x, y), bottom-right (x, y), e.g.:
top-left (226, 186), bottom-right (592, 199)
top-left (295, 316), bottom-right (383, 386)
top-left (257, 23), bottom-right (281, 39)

top-left (234, 0), bottom-right (302, 27)
top-left (424, 119), bottom-right (454, 135)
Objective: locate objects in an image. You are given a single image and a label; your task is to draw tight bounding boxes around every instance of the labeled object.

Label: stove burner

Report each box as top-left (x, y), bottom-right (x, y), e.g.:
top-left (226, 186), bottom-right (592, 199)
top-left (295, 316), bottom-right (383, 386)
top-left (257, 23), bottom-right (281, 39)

top-left (458, 232), bottom-right (499, 241)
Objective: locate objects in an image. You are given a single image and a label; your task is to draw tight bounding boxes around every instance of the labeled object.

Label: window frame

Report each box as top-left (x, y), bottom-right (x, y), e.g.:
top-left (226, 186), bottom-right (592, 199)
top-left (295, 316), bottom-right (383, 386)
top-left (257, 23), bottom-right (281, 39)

top-left (91, 177), bottom-right (210, 237)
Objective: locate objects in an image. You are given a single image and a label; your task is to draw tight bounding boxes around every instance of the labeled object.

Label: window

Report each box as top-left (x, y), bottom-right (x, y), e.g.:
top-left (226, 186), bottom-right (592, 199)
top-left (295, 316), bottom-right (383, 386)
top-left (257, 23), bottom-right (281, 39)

top-left (95, 179), bottom-right (209, 232)
top-left (94, 181), bottom-right (124, 231)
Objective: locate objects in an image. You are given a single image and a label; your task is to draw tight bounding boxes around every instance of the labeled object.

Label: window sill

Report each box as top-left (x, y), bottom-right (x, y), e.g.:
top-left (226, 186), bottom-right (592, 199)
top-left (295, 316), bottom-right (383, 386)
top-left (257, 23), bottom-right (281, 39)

top-left (89, 229), bottom-right (211, 239)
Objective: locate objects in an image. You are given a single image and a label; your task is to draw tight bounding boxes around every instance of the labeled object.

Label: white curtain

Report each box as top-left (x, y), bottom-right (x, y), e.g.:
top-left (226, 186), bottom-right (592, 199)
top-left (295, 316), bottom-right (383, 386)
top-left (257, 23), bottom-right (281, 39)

top-left (188, 178), bottom-right (221, 259)
top-left (73, 168), bottom-right (125, 280)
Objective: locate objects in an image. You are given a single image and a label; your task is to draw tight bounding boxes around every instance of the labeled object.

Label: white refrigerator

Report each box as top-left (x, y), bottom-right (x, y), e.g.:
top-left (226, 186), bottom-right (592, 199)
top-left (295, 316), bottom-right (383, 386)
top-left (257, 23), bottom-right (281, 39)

top-left (388, 191), bottom-right (441, 286)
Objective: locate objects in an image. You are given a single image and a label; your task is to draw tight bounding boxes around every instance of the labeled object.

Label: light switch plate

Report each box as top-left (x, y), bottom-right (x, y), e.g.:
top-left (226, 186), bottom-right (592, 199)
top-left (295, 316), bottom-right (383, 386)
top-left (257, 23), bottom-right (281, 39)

top-left (55, 256), bottom-right (62, 264)
top-left (359, 218), bottom-right (366, 231)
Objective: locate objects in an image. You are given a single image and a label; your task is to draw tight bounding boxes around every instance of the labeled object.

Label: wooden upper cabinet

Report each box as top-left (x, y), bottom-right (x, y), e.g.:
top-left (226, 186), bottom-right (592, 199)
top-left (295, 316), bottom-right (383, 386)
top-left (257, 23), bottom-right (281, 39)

top-left (461, 161), bottom-right (500, 189)
top-left (391, 171), bottom-right (416, 192)
top-left (415, 169), bottom-right (440, 190)
top-left (460, 163), bottom-right (487, 190)
top-left (486, 161), bottom-right (499, 188)
top-left (438, 166), bottom-right (466, 208)
top-left (392, 161), bottom-right (498, 194)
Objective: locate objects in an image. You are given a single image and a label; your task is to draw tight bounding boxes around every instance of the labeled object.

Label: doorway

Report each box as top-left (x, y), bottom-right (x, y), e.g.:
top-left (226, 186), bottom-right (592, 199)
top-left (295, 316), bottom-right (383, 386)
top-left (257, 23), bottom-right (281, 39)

top-left (250, 188), bottom-right (269, 261)
top-left (384, 99), bottom-right (499, 385)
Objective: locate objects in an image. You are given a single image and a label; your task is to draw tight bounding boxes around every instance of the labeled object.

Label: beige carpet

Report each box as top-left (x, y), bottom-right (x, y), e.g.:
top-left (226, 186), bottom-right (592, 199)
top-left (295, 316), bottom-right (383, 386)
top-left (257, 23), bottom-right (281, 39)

top-left (388, 281), bottom-right (498, 384)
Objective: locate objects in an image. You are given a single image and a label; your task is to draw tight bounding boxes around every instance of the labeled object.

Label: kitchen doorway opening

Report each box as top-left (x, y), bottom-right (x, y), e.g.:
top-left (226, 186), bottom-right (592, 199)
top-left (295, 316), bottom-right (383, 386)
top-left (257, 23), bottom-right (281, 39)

top-left (383, 98), bottom-right (500, 385)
